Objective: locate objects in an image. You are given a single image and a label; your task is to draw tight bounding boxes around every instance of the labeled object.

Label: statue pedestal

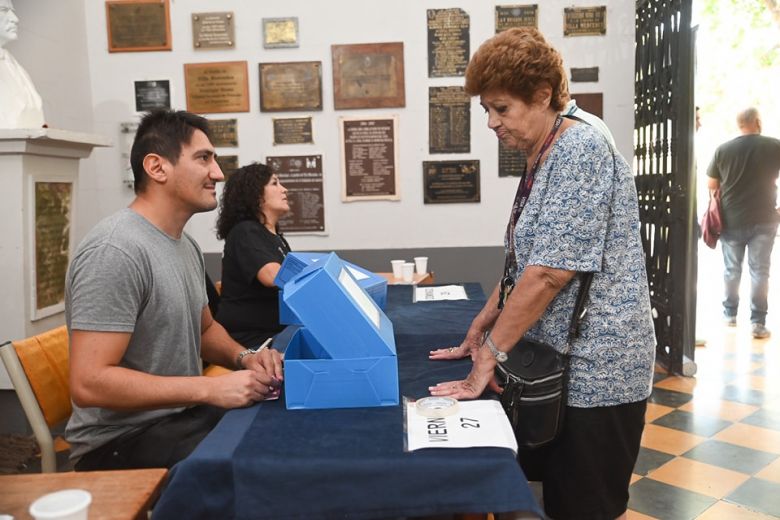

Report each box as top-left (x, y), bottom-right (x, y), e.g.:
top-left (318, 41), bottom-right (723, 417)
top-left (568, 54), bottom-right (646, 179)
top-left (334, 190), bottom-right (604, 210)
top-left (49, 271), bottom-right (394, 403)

top-left (0, 128), bottom-right (111, 388)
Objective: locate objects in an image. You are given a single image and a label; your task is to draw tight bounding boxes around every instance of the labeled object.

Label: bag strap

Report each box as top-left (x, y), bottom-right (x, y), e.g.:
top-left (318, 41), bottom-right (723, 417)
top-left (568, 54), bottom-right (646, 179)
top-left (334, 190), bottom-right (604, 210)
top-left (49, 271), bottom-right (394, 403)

top-left (567, 272), bottom-right (593, 346)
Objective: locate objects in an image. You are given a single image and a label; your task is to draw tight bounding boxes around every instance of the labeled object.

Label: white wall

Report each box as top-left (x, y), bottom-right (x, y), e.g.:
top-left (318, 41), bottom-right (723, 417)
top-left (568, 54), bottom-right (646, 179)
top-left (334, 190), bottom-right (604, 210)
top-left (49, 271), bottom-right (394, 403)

top-left (78, 0), bottom-right (634, 254)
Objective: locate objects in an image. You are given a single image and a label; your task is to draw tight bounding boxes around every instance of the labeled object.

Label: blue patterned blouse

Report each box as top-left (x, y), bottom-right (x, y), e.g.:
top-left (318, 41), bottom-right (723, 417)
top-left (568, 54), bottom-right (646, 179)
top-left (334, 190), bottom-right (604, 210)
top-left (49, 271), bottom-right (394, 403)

top-left (511, 123), bottom-right (656, 407)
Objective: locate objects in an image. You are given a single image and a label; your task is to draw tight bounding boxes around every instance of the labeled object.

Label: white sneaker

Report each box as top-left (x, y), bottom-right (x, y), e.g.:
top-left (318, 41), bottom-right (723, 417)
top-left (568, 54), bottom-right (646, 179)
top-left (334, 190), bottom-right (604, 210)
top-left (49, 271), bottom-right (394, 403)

top-left (752, 323), bottom-right (771, 339)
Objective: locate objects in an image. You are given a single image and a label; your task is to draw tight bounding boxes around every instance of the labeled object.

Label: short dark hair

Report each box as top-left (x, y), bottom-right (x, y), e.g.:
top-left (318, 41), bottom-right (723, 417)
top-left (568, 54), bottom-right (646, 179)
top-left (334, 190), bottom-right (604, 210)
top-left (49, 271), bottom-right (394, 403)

top-left (464, 28), bottom-right (568, 112)
top-left (129, 110), bottom-right (211, 194)
top-left (215, 162), bottom-right (275, 240)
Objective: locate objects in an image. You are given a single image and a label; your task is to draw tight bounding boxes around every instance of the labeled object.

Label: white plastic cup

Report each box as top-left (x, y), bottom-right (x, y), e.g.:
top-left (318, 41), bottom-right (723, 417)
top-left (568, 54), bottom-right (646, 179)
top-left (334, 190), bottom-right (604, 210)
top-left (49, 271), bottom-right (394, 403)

top-left (390, 259), bottom-right (405, 279)
top-left (29, 489), bottom-right (92, 520)
top-left (401, 262), bottom-right (415, 282)
top-left (413, 256), bottom-right (428, 275)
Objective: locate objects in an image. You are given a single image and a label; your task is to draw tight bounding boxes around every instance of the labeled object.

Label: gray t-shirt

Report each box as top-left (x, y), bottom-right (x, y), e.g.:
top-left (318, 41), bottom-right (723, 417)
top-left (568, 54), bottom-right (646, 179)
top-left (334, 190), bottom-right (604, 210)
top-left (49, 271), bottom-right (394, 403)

top-left (64, 208), bottom-right (207, 460)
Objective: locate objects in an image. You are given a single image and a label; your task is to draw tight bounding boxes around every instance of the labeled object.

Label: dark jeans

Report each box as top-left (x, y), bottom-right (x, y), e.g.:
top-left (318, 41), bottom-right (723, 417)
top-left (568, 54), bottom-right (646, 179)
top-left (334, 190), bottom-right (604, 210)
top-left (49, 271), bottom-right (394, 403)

top-left (720, 222), bottom-right (778, 324)
top-left (75, 405), bottom-right (226, 471)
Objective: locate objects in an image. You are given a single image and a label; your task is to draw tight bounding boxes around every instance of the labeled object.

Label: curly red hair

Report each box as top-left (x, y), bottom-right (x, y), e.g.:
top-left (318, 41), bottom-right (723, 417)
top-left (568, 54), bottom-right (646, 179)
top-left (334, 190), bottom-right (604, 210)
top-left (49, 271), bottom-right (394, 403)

top-left (464, 28), bottom-right (569, 111)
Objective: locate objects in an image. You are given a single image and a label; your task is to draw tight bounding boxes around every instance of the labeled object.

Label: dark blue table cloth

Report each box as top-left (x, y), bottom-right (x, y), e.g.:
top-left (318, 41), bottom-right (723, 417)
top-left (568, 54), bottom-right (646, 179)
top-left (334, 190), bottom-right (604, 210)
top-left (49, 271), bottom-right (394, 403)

top-left (153, 284), bottom-right (542, 520)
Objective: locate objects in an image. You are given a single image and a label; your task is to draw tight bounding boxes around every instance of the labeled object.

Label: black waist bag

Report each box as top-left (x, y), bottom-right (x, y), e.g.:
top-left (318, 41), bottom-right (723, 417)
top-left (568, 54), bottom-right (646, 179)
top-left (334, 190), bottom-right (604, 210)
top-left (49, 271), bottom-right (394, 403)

top-left (496, 338), bottom-right (568, 449)
top-left (494, 273), bottom-right (592, 450)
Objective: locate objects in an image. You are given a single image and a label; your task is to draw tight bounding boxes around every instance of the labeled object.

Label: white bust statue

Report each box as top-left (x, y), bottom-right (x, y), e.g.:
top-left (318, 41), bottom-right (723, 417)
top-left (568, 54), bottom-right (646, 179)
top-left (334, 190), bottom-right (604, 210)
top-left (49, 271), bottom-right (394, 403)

top-left (0, 0), bottom-right (45, 128)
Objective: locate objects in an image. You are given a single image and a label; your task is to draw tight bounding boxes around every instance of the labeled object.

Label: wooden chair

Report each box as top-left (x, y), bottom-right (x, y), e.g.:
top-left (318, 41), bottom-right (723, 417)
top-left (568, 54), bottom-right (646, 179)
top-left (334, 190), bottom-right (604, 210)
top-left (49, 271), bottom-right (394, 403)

top-left (0, 326), bottom-right (71, 472)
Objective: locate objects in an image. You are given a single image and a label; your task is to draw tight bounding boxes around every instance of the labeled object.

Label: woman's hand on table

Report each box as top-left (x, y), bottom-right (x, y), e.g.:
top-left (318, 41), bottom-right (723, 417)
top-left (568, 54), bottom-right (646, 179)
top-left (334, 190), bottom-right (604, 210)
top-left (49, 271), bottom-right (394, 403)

top-left (428, 345), bottom-right (502, 399)
top-left (429, 331), bottom-right (482, 361)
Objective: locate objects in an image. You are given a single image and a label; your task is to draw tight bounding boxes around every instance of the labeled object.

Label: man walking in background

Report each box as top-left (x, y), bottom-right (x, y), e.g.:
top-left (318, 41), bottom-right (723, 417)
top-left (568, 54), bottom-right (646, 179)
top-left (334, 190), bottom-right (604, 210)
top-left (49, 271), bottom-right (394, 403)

top-left (707, 107), bottom-right (780, 339)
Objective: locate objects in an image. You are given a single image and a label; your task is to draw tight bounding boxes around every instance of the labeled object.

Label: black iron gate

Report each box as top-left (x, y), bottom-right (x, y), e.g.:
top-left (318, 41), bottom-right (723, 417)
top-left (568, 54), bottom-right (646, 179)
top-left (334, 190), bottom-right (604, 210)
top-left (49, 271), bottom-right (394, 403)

top-left (634, 0), bottom-right (696, 374)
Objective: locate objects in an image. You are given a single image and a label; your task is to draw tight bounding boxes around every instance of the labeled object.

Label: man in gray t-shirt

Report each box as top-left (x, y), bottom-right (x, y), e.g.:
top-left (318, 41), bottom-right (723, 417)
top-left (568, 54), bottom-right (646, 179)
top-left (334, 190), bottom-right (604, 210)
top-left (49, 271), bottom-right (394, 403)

top-left (65, 110), bottom-right (284, 470)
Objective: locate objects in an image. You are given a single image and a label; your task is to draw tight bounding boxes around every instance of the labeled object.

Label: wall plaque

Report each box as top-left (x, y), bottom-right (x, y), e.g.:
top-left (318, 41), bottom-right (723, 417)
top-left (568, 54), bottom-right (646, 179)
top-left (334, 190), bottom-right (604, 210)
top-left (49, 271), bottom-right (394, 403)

top-left (266, 155), bottom-right (325, 233)
top-left (498, 142), bottom-right (527, 178)
top-left (495, 4), bottom-right (538, 33)
top-left (259, 61), bottom-right (322, 112)
top-left (208, 118), bottom-right (238, 147)
top-left (570, 92), bottom-right (604, 118)
top-left (34, 182), bottom-right (72, 314)
top-left (184, 61), bottom-right (249, 114)
top-left (564, 6), bottom-right (607, 36)
top-left (216, 155), bottom-right (239, 180)
top-left (262, 17), bottom-right (299, 49)
top-left (570, 67), bottom-right (600, 83)
top-left (427, 8), bottom-right (470, 78)
top-left (134, 79), bottom-right (170, 112)
top-left (106, 0), bottom-right (171, 53)
top-left (429, 86), bottom-right (470, 154)
top-left (423, 160), bottom-right (480, 204)
top-left (340, 116), bottom-right (399, 201)
top-left (331, 42), bottom-right (405, 110)
top-left (273, 117), bottom-right (313, 145)
top-left (192, 12), bottom-right (234, 49)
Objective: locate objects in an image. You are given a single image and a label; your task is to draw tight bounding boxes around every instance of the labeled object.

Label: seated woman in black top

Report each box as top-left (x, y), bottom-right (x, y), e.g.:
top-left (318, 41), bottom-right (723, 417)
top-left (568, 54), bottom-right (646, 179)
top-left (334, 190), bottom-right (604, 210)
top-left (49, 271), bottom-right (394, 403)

top-left (215, 162), bottom-right (291, 348)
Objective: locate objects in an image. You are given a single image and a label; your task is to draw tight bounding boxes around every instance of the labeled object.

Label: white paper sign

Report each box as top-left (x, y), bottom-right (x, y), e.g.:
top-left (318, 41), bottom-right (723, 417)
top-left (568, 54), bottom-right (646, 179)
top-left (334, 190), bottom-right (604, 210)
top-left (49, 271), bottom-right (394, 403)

top-left (414, 285), bottom-right (468, 302)
top-left (406, 399), bottom-right (517, 453)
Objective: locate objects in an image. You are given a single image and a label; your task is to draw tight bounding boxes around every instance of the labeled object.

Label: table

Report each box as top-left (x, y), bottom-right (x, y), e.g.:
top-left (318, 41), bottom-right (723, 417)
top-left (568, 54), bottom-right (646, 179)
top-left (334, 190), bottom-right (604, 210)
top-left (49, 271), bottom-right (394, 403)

top-left (377, 271), bottom-right (433, 285)
top-left (0, 468), bottom-right (167, 520)
top-left (153, 284), bottom-right (542, 520)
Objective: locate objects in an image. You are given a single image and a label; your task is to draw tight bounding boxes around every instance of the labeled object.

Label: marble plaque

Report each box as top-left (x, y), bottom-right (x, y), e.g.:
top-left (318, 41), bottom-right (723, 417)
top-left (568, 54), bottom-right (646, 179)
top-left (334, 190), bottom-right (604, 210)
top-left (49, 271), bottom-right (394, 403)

top-left (216, 155), bottom-right (239, 180)
top-left (427, 8), bottom-right (470, 78)
top-left (34, 182), bottom-right (72, 311)
top-left (429, 86), bottom-right (470, 154)
top-left (273, 117), bottom-right (313, 145)
top-left (106, 0), bottom-right (171, 52)
top-left (263, 17), bottom-right (299, 49)
top-left (259, 61), bottom-right (322, 112)
top-left (134, 79), bottom-right (170, 112)
top-left (332, 42), bottom-right (405, 110)
top-left (184, 61), bottom-right (249, 114)
top-left (570, 67), bottom-right (600, 82)
top-left (208, 118), bottom-right (238, 147)
top-left (423, 160), bottom-right (480, 204)
top-left (495, 4), bottom-right (538, 32)
top-left (564, 6), bottom-right (607, 36)
top-left (266, 155), bottom-right (325, 233)
top-left (192, 11), bottom-right (234, 49)
top-left (340, 116), bottom-right (399, 201)
top-left (498, 142), bottom-right (527, 178)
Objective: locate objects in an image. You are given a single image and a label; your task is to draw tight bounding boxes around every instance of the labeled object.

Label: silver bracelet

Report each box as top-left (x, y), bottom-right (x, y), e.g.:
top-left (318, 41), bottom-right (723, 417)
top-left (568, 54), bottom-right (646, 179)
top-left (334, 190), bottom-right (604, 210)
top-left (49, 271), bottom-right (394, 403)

top-left (235, 349), bottom-right (256, 370)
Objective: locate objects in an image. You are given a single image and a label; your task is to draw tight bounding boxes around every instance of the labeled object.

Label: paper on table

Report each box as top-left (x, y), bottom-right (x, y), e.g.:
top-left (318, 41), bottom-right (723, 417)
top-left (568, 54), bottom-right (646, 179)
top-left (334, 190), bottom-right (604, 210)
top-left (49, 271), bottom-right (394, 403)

top-left (405, 399), bottom-right (517, 453)
top-left (414, 285), bottom-right (468, 302)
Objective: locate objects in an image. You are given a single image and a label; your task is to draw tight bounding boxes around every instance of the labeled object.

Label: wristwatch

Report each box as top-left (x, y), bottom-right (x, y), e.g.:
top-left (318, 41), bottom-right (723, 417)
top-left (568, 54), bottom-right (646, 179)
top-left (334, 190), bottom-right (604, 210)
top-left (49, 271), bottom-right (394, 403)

top-left (484, 335), bottom-right (508, 363)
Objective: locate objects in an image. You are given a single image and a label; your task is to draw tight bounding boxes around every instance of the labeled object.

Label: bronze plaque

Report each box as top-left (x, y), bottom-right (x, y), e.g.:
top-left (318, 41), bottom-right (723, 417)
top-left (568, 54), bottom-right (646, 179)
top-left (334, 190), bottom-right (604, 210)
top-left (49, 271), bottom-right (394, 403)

top-left (564, 6), bottom-right (607, 36)
top-left (429, 86), bottom-right (470, 154)
top-left (498, 142), bottom-right (527, 178)
top-left (106, 0), bottom-right (171, 52)
top-left (273, 117), bottom-right (313, 145)
top-left (35, 182), bottom-right (72, 310)
top-left (340, 116), bottom-right (399, 201)
top-left (427, 8), bottom-right (470, 78)
top-left (266, 155), bottom-right (325, 233)
top-left (262, 17), bottom-right (299, 49)
top-left (331, 42), bottom-right (406, 110)
top-left (216, 155), bottom-right (239, 180)
top-left (423, 160), bottom-right (480, 204)
top-left (570, 92), bottom-right (604, 118)
top-left (570, 67), bottom-right (600, 82)
top-left (495, 4), bottom-right (538, 33)
top-left (184, 61), bottom-right (250, 114)
top-left (208, 118), bottom-right (238, 147)
top-left (134, 79), bottom-right (170, 112)
top-left (192, 12), bottom-right (234, 49)
top-left (259, 61), bottom-right (323, 112)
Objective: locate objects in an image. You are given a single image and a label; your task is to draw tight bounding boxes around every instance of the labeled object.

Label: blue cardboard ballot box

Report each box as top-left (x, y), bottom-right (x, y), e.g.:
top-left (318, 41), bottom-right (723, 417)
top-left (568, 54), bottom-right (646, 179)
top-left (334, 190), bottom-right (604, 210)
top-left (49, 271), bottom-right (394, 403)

top-left (275, 252), bottom-right (388, 325)
top-left (275, 253), bottom-right (399, 410)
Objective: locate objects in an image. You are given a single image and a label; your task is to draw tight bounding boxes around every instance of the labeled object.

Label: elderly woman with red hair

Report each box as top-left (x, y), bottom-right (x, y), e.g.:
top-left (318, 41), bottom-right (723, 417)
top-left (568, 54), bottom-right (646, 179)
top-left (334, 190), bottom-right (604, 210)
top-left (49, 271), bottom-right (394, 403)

top-left (429, 28), bottom-right (655, 520)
